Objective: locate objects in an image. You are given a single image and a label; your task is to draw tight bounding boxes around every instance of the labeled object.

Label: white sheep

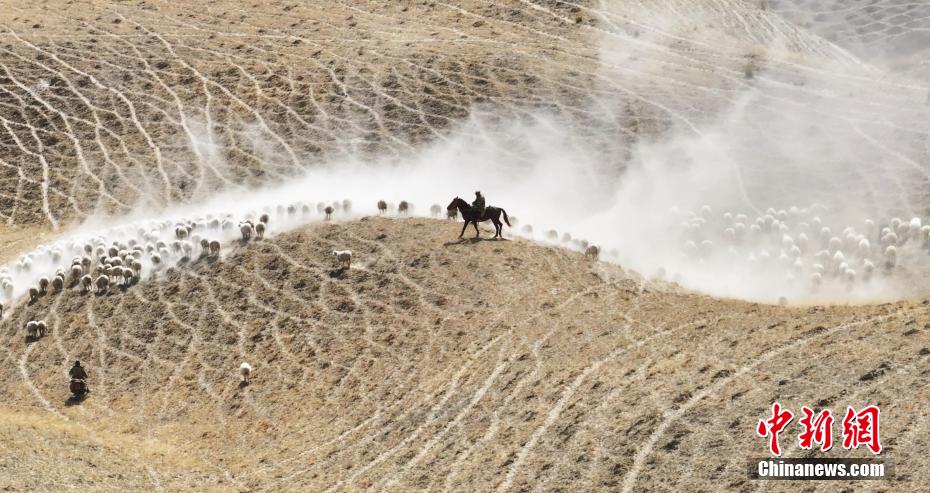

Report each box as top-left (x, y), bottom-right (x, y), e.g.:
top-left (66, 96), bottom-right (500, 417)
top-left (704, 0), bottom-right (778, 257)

top-left (884, 245), bottom-right (897, 269)
top-left (810, 272), bottom-right (823, 288)
top-left (239, 222), bottom-right (253, 241)
top-left (25, 321), bottom-right (39, 339)
top-left (80, 275), bottom-right (93, 293)
top-left (181, 241), bottom-right (193, 258)
top-left (95, 275), bottom-right (110, 294)
top-left (240, 362), bottom-right (252, 384)
top-left (342, 199), bottom-right (352, 213)
top-left (430, 204), bottom-right (442, 217)
top-left (858, 238), bottom-right (871, 256)
top-left (333, 250), bottom-right (352, 269)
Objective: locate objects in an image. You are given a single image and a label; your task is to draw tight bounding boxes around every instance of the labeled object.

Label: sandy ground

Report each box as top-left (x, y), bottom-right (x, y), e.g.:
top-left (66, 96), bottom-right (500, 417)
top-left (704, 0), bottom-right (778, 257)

top-left (0, 1), bottom-right (928, 491)
top-left (0, 217), bottom-right (925, 492)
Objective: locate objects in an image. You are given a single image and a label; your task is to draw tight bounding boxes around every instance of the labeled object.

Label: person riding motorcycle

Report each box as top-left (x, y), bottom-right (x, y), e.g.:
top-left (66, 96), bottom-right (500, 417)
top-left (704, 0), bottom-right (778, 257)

top-left (471, 191), bottom-right (486, 218)
top-left (69, 360), bottom-right (88, 396)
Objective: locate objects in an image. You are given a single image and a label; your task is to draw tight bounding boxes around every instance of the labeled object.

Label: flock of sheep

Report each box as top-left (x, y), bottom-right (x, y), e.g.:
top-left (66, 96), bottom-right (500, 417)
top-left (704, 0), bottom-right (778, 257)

top-left (671, 204), bottom-right (930, 294)
top-left (2, 195), bottom-right (618, 389)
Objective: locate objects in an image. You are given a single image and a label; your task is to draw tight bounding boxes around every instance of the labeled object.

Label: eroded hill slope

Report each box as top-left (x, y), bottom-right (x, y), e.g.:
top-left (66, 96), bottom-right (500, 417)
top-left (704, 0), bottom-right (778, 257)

top-left (0, 218), bottom-right (926, 491)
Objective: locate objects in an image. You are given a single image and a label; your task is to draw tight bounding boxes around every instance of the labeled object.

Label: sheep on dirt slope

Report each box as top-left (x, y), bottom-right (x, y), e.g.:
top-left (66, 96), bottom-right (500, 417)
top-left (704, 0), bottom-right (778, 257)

top-left (324, 206), bottom-right (334, 220)
top-left (585, 245), bottom-right (600, 260)
top-left (240, 222), bottom-right (254, 241)
top-left (240, 362), bottom-right (252, 384)
top-left (333, 250), bottom-right (353, 269)
top-left (25, 321), bottom-right (40, 339)
top-left (80, 275), bottom-right (93, 293)
top-left (377, 200), bottom-right (387, 214)
top-left (38, 277), bottom-right (50, 294)
top-left (95, 275), bottom-right (110, 294)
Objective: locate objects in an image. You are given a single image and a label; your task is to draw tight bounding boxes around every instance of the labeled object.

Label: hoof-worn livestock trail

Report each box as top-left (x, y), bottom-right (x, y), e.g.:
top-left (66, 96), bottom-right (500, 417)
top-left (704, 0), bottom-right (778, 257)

top-left (0, 218), bottom-right (926, 491)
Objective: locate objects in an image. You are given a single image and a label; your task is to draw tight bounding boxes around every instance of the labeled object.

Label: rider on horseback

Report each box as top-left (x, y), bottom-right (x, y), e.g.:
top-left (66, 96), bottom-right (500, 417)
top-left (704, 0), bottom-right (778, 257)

top-left (69, 360), bottom-right (87, 380)
top-left (69, 360), bottom-right (88, 396)
top-left (471, 191), bottom-right (485, 218)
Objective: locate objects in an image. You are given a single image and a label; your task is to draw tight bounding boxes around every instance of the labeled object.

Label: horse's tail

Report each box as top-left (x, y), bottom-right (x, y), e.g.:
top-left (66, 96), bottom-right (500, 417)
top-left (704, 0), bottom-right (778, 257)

top-left (500, 208), bottom-right (511, 227)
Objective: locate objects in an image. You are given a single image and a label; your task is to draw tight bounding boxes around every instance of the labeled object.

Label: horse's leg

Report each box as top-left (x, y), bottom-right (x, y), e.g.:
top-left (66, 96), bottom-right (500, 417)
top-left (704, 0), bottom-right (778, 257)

top-left (474, 221), bottom-right (480, 238)
top-left (459, 220), bottom-right (468, 238)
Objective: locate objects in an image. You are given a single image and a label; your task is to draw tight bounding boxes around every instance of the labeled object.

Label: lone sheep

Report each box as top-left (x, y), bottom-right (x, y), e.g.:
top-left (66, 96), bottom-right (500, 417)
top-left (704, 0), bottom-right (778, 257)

top-left (398, 201), bottom-right (410, 215)
top-left (377, 200), bottom-right (387, 214)
top-left (324, 206), bottom-right (334, 220)
top-left (585, 245), bottom-right (600, 260)
top-left (333, 250), bottom-right (352, 269)
top-left (240, 362), bottom-right (252, 384)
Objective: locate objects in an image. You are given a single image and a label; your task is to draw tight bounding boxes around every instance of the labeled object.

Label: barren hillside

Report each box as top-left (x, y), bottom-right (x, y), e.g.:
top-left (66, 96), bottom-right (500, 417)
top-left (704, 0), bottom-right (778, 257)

top-left (1, 217), bottom-right (926, 491)
top-left (1, 1), bottom-right (929, 491)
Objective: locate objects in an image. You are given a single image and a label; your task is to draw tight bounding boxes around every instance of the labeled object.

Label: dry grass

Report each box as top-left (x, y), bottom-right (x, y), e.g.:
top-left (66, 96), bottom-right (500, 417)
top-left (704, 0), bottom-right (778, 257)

top-left (0, 217), bottom-right (925, 491)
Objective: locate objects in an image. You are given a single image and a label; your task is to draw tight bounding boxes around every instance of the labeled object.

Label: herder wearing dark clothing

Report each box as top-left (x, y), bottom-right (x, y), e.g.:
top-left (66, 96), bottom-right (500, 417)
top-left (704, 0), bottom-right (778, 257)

top-left (69, 361), bottom-right (87, 380)
top-left (471, 191), bottom-right (486, 218)
top-left (69, 360), bottom-right (89, 397)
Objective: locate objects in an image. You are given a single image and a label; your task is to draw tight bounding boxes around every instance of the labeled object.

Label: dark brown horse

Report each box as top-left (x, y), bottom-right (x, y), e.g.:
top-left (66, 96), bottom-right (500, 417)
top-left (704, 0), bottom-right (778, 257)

top-left (447, 197), bottom-right (510, 239)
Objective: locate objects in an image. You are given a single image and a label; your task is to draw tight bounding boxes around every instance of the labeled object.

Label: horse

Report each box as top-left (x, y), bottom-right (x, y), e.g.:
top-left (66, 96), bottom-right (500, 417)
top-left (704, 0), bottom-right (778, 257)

top-left (447, 197), bottom-right (511, 239)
